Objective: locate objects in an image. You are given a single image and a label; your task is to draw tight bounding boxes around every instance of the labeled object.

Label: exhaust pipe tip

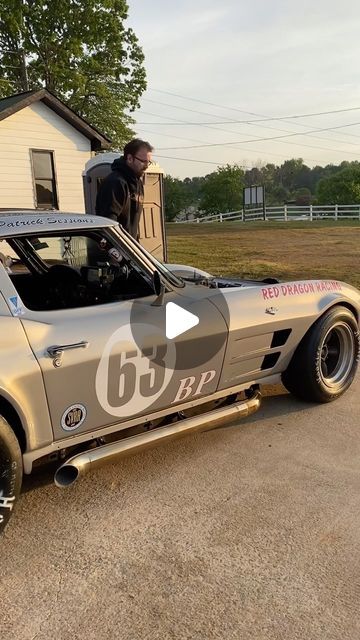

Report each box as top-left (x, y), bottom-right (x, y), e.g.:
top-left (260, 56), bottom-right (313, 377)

top-left (54, 464), bottom-right (79, 488)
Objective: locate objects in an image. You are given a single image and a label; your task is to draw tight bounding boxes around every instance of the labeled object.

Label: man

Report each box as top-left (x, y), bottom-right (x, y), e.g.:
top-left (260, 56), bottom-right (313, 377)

top-left (95, 138), bottom-right (153, 240)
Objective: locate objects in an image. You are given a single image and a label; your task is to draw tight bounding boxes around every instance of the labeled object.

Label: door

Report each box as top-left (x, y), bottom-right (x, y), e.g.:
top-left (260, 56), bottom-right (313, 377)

top-left (22, 291), bottom-right (227, 440)
top-left (83, 160), bottom-right (166, 260)
top-left (5, 225), bottom-right (227, 441)
top-left (139, 173), bottom-right (166, 261)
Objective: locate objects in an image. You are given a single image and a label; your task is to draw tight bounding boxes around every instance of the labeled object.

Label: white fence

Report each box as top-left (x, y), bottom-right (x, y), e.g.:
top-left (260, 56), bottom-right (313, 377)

top-left (177, 204), bottom-right (360, 223)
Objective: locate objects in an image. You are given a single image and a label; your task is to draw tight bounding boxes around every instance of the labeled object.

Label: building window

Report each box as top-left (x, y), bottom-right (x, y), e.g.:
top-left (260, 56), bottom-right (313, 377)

top-left (31, 150), bottom-right (58, 209)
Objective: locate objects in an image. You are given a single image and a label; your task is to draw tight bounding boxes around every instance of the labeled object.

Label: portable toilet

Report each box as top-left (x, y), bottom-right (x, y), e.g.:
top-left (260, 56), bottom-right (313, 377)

top-left (83, 153), bottom-right (167, 261)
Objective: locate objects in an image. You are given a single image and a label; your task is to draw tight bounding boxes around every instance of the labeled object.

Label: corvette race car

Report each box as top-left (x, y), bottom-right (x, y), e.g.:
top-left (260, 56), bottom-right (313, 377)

top-left (0, 212), bottom-right (359, 533)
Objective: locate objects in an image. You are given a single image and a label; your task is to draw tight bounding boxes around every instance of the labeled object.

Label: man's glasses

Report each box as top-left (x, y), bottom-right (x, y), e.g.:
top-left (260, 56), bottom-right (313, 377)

top-left (134, 155), bottom-right (153, 167)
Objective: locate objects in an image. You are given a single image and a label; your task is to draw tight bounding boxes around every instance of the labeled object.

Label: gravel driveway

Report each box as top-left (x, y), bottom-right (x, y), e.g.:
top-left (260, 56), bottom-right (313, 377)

top-left (1, 380), bottom-right (359, 640)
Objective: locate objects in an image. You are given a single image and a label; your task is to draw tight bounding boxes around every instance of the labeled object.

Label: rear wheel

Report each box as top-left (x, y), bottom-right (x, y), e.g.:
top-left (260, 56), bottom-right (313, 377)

top-left (0, 416), bottom-right (22, 534)
top-left (282, 306), bottom-right (360, 403)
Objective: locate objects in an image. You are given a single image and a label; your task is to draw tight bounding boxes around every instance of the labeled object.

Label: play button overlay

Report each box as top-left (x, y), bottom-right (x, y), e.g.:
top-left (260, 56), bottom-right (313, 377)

top-left (130, 283), bottom-right (230, 372)
top-left (166, 302), bottom-right (199, 339)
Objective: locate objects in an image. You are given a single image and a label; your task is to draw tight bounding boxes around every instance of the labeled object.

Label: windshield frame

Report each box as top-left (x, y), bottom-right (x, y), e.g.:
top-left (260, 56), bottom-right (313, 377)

top-left (113, 224), bottom-right (185, 288)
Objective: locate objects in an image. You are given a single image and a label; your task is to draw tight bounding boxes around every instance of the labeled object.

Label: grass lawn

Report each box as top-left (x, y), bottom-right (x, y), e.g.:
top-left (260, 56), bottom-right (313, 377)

top-left (166, 221), bottom-right (360, 289)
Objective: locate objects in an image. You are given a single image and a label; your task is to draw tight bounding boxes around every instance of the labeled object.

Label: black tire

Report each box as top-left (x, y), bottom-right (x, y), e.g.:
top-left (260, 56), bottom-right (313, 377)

top-left (0, 416), bottom-right (22, 534)
top-left (282, 306), bottom-right (360, 403)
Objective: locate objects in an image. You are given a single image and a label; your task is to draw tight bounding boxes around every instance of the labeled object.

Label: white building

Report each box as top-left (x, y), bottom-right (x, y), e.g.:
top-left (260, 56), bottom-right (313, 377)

top-left (0, 89), bottom-right (110, 213)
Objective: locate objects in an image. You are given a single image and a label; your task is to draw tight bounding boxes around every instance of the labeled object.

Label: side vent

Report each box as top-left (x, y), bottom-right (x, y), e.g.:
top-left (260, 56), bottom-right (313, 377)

top-left (271, 329), bottom-right (292, 348)
top-left (261, 352), bottom-right (281, 370)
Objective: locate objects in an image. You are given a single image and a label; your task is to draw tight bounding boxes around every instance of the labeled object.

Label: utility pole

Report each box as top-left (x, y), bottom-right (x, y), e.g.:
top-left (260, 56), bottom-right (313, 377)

top-left (19, 49), bottom-right (29, 91)
top-left (19, 1), bottom-right (29, 91)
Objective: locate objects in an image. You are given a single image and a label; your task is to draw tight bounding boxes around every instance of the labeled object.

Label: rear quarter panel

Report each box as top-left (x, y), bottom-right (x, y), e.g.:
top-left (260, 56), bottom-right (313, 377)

top-left (212, 279), bottom-right (360, 390)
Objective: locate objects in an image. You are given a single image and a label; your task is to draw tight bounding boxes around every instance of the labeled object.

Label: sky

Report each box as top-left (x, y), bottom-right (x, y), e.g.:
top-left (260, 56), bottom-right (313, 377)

top-left (126, 0), bottom-right (360, 178)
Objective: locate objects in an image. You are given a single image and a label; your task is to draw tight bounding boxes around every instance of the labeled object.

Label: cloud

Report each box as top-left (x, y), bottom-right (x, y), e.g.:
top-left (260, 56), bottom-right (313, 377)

top-left (127, 0), bottom-right (360, 177)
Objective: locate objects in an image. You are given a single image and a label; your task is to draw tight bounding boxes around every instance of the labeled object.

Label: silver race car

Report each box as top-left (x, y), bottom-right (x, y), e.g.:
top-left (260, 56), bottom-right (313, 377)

top-left (0, 212), bottom-right (359, 532)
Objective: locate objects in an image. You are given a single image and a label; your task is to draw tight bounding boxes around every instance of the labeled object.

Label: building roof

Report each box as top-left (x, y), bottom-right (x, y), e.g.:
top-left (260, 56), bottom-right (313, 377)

top-left (0, 89), bottom-right (112, 151)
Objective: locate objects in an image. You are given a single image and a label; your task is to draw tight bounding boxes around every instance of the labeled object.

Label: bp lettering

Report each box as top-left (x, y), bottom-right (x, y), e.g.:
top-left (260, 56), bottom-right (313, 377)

top-left (172, 370), bottom-right (216, 404)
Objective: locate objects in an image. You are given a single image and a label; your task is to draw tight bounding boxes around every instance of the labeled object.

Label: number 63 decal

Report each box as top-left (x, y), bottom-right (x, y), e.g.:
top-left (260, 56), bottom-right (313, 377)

top-left (96, 324), bottom-right (176, 418)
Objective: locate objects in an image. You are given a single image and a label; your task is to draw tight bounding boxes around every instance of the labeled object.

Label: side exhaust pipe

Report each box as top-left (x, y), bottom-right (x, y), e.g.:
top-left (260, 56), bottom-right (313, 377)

top-left (54, 389), bottom-right (261, 488)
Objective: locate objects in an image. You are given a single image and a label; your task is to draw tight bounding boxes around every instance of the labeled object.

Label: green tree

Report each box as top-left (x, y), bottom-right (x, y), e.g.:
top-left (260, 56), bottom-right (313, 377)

top-left (164, 176), bottom-right (191, 221)
top-left (317, 165), bottom-right (360, 204)
top-left (244, 166), bottom-right (263, 187)
top-left (266, 185), bottom-right (289, 206)
top-left (199, 164), bottom-right (244, 214)
top-left (293, 187), bottom-right (312, 206)
top-left (0, 0), bottom-right (146, 147)
top-left (278, 158), bottom-right (308, 191)
top-left (260, 163), bottom-right (278, 187)
top-left (183, 176), bottom-right (206, 206)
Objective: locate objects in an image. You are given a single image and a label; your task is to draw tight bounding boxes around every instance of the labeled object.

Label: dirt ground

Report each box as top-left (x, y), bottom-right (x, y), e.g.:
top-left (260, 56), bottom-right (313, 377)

top-left (1, 378), bottom-right (359, 640)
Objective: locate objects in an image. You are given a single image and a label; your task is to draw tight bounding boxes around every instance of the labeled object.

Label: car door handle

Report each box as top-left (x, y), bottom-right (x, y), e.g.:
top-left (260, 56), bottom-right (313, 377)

top-left (47, 341), bottom-right (89, 359)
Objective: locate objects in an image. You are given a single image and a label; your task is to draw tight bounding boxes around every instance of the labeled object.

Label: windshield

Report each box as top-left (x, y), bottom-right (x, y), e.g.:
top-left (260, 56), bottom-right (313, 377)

top-left (3, 229), bottom-right (156, 311)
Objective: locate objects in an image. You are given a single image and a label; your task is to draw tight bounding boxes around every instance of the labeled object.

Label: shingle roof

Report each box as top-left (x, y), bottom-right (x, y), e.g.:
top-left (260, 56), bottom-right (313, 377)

top-left (0, 90), bottom-right (38, 113)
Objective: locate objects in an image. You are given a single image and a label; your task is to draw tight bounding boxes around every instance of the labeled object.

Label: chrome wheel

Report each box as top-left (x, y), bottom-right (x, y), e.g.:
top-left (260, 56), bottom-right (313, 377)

top-left (282, 306), bottom-right (359, 403)
top-left (319, 321), bottom-right (356, 389)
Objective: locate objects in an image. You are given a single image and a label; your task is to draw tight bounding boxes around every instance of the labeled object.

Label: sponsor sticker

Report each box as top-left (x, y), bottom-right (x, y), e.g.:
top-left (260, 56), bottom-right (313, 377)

top-left (261, 280), bottom-right (342, 301)
top-left (8, 295), bottom-right (25, 316)
top-left (61, 404), bottom-right (87, 431)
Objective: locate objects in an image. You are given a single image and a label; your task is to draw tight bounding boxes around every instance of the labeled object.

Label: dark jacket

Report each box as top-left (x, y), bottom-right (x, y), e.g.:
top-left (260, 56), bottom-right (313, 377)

top-left (95, 157), bottom-right (144, 240)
